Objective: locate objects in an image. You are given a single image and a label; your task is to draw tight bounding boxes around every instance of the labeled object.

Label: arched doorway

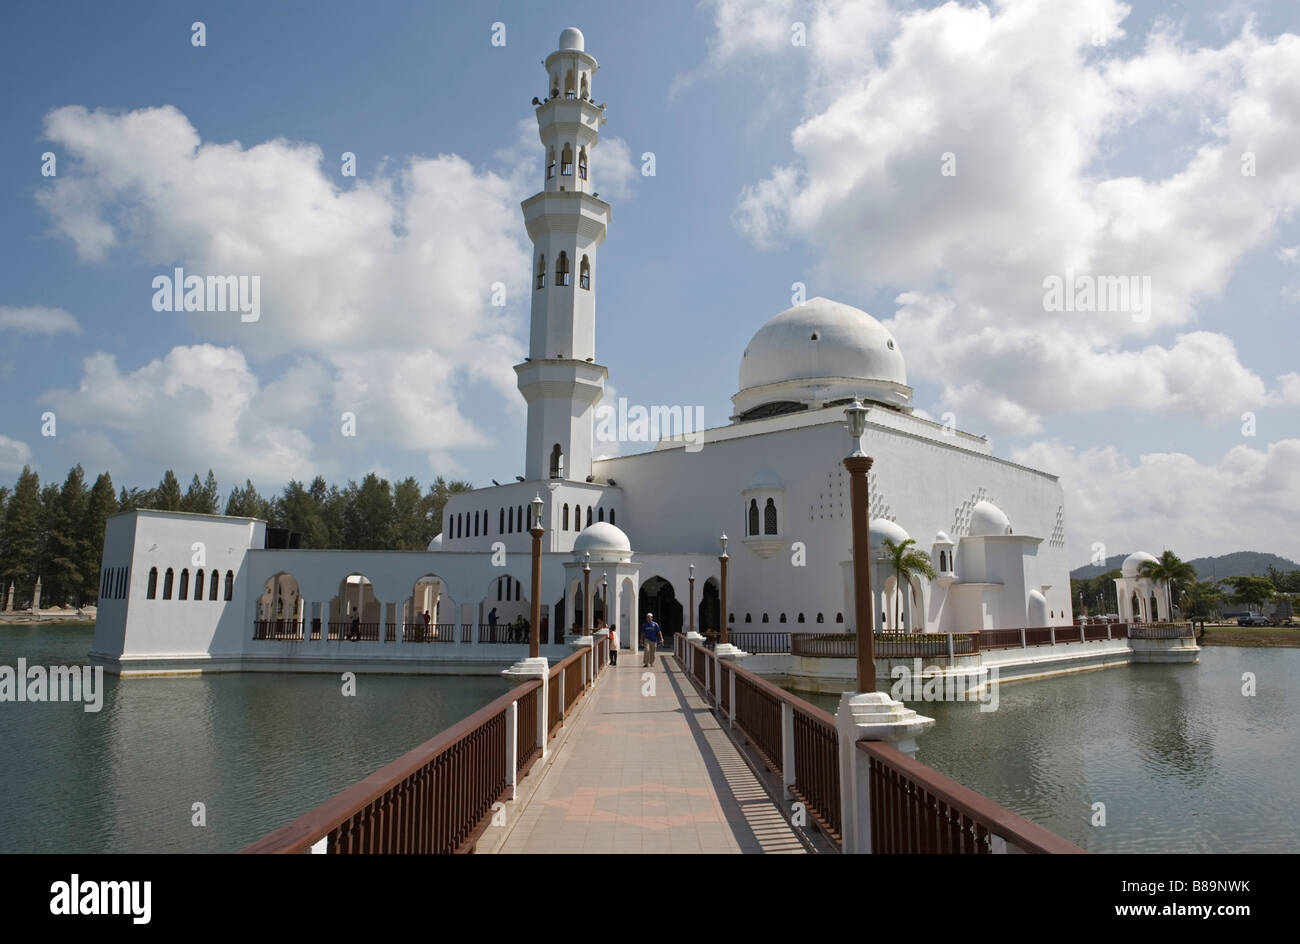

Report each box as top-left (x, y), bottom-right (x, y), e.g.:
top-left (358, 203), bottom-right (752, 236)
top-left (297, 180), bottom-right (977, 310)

top-left (639, 576), bottom-right (682, 637)
top-left (699, 577), bottom-right (720, 634)
top-left (255, 572), bottom-right (302, 639)
top-left (329, 574), bottom-right (381, 640)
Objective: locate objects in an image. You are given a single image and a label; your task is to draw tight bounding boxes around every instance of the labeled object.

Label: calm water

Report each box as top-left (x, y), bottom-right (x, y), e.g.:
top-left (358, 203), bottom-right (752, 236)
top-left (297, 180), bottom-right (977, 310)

top-left (0, 624), bottom-right (514, 853)
top-left (795, 648), bottom-right (1300, 853)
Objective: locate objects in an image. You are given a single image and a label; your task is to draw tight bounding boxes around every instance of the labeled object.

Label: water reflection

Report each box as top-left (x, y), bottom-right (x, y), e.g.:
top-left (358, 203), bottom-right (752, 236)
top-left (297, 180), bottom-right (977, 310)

top-left (786, 649), bottom-right (1299, 853)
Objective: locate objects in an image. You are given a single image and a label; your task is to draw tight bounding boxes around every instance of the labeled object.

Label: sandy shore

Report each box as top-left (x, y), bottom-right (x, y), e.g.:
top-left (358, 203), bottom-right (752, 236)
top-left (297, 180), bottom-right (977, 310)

top-left (0, 606), bottom-right (97, 625)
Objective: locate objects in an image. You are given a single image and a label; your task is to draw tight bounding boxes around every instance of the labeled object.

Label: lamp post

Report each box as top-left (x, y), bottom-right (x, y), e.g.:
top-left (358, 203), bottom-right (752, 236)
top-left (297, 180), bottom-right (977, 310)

top-left (843, 398), bottom-right (876, 693)
top-left (719, 533), bottom-right (729, 647)
top-left (688, 564), bottom-right (696, 634)
top-left (529, 494), bottom-right (545, 660)
top-left (583, 551), bottom-right (592, 635)
top-left (601, 572), bottom-right (608, 627)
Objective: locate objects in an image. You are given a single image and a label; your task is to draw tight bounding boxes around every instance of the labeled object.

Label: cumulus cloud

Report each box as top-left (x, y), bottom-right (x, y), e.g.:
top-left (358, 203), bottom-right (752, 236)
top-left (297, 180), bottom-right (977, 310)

top-left (0, 435), bottom-right (33, 474)
top-left (35, 104), bottom-right (539, 482)
top-left (0, 306), bottom-right (80, 335)
top-left (1011, 438), bottom-right (1300, 565)
top-left (711, 0), bottom-right (1300, 432)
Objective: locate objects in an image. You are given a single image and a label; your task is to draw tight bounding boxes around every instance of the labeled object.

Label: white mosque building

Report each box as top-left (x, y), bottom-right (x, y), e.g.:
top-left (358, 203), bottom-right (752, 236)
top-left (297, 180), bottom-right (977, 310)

top-left (91, 28), bottom-right (1085, 676)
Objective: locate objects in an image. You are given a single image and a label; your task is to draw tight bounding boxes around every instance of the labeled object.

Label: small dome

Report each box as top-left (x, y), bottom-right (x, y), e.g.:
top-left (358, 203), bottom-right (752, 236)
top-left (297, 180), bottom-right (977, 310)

top-left (573, 521), bottom-right (632, 562)
top-left (934, 530), bottom-right (953, 545)
top-left (559, 27), bottom-right (585, 50)
top-left (427, 533), bottom-right (443, 550)
top-left (869, 518), bottom-right (910, 547)
top-left (969, 501), bottom-right (1011, 537)
top-left (1122, 551), bottom-right (1159, 578)
top-left (746, 468), bottom-right (783, 490)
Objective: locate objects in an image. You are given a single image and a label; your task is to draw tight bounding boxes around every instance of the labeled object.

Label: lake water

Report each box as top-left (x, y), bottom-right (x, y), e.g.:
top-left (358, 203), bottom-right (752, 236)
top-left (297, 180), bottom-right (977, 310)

top-left (0, 624), bottom-right (515, 853)
top-left (793, 647), bottom-right (1300, 853)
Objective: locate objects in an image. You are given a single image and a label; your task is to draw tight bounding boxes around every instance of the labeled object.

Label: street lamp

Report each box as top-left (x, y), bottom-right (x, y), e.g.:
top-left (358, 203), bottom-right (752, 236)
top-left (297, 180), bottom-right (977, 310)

top-left (842, 398), bottom-right (876, 692)
top-left (529, 493), bottom-right (545, 659)
top-left (719, 533), bottom-right (729, 647)
top-left (688, 563), bottom-right (696, 635)
top-left (583, 550), bottom-right (592, 635)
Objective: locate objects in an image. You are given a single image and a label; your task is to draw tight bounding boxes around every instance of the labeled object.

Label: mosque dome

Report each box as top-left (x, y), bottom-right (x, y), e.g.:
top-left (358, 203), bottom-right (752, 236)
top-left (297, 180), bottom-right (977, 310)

top-left (427, 533), bottom-right (443, 550)
top-left (573, 521), bottom-right (632, 562)
top-left (559, 27), bottom-right (585, 50)
top-left (869, 518), bottom-right (910, 547)
top-left (969, 501), bottom-right (1012, 537)
top-left (1122, 550), bottom-right (1159, 578)
top-left (733, 298), bottom-right (911, 420)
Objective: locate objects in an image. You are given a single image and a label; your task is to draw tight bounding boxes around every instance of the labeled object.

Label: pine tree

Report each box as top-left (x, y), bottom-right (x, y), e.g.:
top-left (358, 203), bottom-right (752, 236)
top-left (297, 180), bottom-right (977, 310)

top-left (82, 472), bottom-right (117, 602)
top-left (225, 480), bottom-right (270, 519)
top-left (182, 470), bottom-right (220, 514)
top-left (154, 470), bottom-right (182, 511)
top-left (392, 477), bottom-right (426, 549)
top-left (0, 467), bottom-right (42, 602)
top-left (45, 466), bottom-right (90, 605)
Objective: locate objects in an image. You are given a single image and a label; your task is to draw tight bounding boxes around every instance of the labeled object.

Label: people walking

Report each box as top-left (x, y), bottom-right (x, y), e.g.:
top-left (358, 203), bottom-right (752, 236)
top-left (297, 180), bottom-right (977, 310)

top-left (422, 609), bottom-right (432, 640)
top-left (609, 624), bottom-right (618, 665)
top-left (348, 614), bottom-right (361, 641)
top-left (641, 612), bottom-right (662, 667)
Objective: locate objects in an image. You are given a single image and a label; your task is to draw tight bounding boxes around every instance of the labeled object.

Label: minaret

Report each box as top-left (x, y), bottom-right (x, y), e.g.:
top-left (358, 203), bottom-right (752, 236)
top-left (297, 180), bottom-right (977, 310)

top-left (515, 27), bottom-right (611, 483)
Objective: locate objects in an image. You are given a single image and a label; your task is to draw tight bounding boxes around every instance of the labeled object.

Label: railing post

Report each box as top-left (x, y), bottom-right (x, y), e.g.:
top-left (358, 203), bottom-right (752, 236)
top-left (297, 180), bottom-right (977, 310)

top-left (557, 669), bottom-right (565, 722)
top-left (1050, 626), bottom-right (1056, 645)
top-left (1079, 624), bottom-right (1086, 643)
top-left (506, 699), bottom-right (519, 800)
top-left (780, 701), bottom-right (795, 799)
top-left (713, 652), bottom-right (722, 707)
top-left (728, 667), bottom-right (737, 727)
top-left (1020, 627), bottom-right (1026, 648)
top-left (1106, 623), bottom-right (1112, 640)
top-left (539, 676), bottom-right (549, 759)
top-left (947, 631), bottom-right (955, 667)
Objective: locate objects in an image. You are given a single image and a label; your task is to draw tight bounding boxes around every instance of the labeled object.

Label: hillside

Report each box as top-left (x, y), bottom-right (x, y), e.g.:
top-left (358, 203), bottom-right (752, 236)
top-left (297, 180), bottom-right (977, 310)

top-left (1070, 551), bottom-right (1299, 581)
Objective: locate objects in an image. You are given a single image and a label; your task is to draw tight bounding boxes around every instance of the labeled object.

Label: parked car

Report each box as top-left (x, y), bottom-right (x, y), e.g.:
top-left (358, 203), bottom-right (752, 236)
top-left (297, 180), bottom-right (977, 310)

top-left (1237, 615), bottom-right (1268, 627)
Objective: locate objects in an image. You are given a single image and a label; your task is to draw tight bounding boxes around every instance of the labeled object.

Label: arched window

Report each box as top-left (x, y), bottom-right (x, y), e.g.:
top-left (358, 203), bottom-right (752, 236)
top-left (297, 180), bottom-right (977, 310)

top-left (163, 568), bottom-right (174, 600)
top-left (556, 252), bottom-right (571, 286)
top-left (580, 255), bottom-right (590, 290)
top-left (762, 613), bottom-right (769, 623)
top-left (147, 567), bottom-right (158, 600)
top-left (609, 509), bottom-right (615, 525)
top-left (536, 255), bottom-right (546, 290)
top-left (551, 74), bottom-right (559, 97)
top-left (578, 148), bottom-right (588, 180)
top-left (518, 506), bottom-right (524, 532)
top-left (473, 512), bottom-right (479, 537)
top-left (546, 146), bottom-right (556, 180)
top-left (550, 443), bottom-right (564, 479)
top-left (498, 578), bottom-right (503, 601)
top-left (561, 144), bottom-right (573, 175)
top-left (580, 74), bottom-right (589, 99)
top-left (573, 506), bottom-right (581, 531)
top-left (508, 506), bottom-right (514, 533)
top-left (516, 579), bottom-right (521, 599)
top-left (225, 570), bottom-right (234, 601)
top-left (744, 613), bottom-right (752, 623)
top-left (563, 504), bottom-right (570, 530)
top-left (835, 612), bottom-right (844, 623)
top-left (195, 569), bottom-right (204, 601)
top-left (500, 508), bottom-right (505, 534)
top-left (564, 70), bottom-right (575, 97)
top-left (728, 613), bottom-right (734, 623)
top-left (178, 568), bottom-right (189, 600)
top-left (816, 612), bottom-right (824, 623)
top-left (764, 498), bottom-right (778, 535)
top-left (586, 506), bottom-right (593, 527)
top-left (209, 570), bottom-right (219, 600)
top-left (779, 613), bottom-right (787, 623)
top-left (598, 507), bottom-right (605, 522)
top-left (100, 569), bottom-right (108, 598)
top-left (748, 499), bottom-right (759, 536)
top-left (798, 613), bottom-right (805, 623)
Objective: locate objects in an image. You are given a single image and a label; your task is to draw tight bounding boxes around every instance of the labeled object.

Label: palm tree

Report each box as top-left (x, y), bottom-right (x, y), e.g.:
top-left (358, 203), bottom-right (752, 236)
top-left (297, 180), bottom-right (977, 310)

top-left (880, 537), bottom-right (936, 632)
top-left (1181, 578), bottom-right (1224, 637)
top-left (1137, 550), bottom-right (1196, 620)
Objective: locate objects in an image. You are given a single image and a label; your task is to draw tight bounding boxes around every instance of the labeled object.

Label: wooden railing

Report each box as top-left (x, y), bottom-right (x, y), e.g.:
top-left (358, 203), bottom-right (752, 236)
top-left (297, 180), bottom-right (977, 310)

top-left (253, 619), bottom-right (304, 640)
top-left (244, 642), bottom-right (608, 854)
top-left (327, 621), bottom-right (380, 641)
top-left (675, 634), bottom-right (1079, 854)
top-left (728, 631), bottom-right (791, 654)
top-left (790, 632), bottom-right (977, 659)
top-left (860, 740), bottom-right (1085, 854)
top-left (1129, 622), bottom-right (1194, 639)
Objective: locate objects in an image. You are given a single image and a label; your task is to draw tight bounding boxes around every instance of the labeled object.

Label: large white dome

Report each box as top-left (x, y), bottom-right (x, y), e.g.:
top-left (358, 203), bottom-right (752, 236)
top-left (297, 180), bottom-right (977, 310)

top-left (969, 501), bottom-right (1012, 537)
top-left (1122, 551), bottom-right (1159, 578)
top-left (733, 298), bottom-right (911, 419)
top-left (573, 522), bottom-right (632, 562)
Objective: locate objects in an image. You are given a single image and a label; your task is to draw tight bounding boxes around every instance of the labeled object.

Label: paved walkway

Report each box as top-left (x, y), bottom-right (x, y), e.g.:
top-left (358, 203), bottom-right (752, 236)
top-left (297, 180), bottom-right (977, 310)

top-left (496, 647), bottom-right (808, 854)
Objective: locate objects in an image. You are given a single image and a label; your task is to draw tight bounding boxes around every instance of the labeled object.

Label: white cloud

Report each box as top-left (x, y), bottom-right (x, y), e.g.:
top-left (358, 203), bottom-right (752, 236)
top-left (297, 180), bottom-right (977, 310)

top-left (714, 0), bottom-right (1300, 432)
top-left (0, 306), bottom-right (80, 335)
top-left (1011, 437), bottom-right (1300, 565)
top-left (35, 104), bottom-right (540, 480)
top-left (0, 435), bottom-right (33, 474)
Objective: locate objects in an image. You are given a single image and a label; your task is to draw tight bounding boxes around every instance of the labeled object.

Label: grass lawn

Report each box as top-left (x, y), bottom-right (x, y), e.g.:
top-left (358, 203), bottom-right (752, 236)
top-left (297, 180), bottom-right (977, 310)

top-left (1194, 623), bottom-right (1300, 648)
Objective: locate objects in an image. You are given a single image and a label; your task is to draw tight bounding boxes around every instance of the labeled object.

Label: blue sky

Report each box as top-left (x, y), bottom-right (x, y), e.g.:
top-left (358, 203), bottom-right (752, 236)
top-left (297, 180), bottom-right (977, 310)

top-left (1, 0), bottom-right (1298, 567)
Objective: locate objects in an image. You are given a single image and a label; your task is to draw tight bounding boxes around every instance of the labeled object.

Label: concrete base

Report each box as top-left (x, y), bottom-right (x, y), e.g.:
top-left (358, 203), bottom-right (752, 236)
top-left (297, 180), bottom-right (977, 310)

top-left (713, 643), bottom-right (749, 661)
top-left (566, 634), bottom-right (595, 650)
top-left (834, 691), bottom-right (936, 756)
top-left (501, 656), bottom-right (550, 681)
